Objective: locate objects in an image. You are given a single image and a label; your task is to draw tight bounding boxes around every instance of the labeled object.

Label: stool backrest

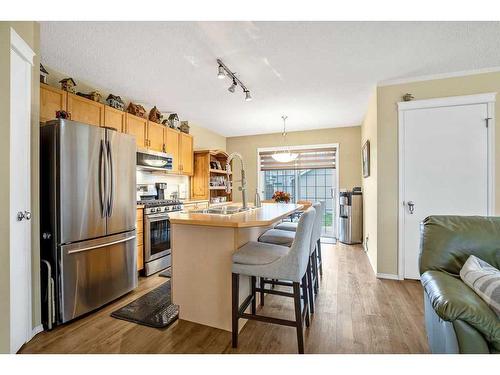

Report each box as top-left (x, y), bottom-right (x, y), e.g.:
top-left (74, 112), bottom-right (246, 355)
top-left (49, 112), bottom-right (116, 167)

top-left (285, 206), bottom-right (316, 281)
top-left (310, 202), bottom-right (323, 254)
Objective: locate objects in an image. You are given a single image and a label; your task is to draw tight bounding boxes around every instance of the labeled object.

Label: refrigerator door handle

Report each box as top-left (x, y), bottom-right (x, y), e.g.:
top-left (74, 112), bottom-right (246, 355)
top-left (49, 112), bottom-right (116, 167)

top-left (67, 235), bottom-right (136, 255)
top-left (99, 139), bottom-right (107, 218)
top-left (106, 139), bottom-right (114, 217)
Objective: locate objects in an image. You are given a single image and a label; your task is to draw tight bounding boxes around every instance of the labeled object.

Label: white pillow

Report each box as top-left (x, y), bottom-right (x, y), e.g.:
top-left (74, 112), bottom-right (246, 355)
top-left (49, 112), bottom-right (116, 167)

top-left (460, 255), bottom-right (500, 317)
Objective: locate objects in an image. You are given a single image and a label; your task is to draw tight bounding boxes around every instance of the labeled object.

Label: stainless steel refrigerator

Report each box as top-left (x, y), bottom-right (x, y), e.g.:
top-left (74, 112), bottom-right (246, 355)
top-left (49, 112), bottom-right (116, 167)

top-left (40, 119), bottom-right (137, 327)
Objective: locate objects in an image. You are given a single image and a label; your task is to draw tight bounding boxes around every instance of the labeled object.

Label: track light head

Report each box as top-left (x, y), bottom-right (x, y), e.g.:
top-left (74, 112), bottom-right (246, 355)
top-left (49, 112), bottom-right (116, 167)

top-left (217, 65), bottom-right (225, 79)
top-left (244, 90), bottom-right (252, 101)
top-left (228, 80), bottom-right (237, 93)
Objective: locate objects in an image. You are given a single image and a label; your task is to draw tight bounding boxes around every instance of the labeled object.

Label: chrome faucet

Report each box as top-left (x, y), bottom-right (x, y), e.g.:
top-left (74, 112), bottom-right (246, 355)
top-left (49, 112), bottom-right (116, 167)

top-left (226, 152), bottom-right (248, 209)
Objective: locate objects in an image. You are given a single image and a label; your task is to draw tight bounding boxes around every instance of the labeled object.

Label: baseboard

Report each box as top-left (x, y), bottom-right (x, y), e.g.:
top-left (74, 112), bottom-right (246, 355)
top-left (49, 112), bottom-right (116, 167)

top-left (376, 273), bottom-right (400, 280)
top-left (31, 324), bottom-right (44, 339)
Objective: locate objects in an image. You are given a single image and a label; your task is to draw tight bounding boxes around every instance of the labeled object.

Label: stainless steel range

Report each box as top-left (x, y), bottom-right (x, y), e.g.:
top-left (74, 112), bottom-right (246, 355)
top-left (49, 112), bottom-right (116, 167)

top-left (141, 199), bottom-right (183, 276)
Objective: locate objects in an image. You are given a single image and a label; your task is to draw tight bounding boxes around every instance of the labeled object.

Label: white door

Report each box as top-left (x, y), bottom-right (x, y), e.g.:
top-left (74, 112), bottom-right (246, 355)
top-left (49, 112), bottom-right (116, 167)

top-left (400, 100), bottom-right (491, 280)
top-left (9, 31), bottom-right (34, 353)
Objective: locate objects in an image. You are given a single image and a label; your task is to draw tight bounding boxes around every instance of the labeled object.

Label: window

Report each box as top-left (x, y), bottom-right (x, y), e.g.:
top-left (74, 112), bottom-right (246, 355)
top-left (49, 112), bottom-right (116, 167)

top-left (261, 168), bottom-right (336, 237)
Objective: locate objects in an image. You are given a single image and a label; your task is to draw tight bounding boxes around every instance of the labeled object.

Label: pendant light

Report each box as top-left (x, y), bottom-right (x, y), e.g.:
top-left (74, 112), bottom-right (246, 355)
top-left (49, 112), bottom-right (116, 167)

top-left (272, 116), bottom-right (298, 163)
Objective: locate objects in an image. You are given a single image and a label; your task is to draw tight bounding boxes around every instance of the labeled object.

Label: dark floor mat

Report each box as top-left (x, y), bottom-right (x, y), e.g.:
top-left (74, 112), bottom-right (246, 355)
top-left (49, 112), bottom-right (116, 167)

top-left (111, 281), bottom-right (178, 328)
top-left (158, 268), bottom-right (171, 278)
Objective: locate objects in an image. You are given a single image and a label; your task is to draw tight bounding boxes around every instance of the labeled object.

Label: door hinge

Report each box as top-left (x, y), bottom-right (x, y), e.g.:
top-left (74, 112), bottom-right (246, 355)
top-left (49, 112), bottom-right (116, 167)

top-left (485, 117), bottom-right (492, 128)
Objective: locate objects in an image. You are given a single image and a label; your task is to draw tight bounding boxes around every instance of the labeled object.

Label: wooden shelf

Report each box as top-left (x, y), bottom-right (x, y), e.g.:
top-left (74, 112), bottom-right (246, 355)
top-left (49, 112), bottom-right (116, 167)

top-left (210, 169), bottom-right (231, 175)
top-left (209, 186), bottom-right (227, 190)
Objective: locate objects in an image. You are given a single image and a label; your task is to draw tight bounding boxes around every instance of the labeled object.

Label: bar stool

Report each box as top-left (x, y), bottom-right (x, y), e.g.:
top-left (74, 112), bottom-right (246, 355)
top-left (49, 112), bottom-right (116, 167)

top-left (231, 208), bottom-right (316, 354)
top-left (275, 201), bottom-right (324, 278)
top-left (258, 202), bottom-right (323, 312)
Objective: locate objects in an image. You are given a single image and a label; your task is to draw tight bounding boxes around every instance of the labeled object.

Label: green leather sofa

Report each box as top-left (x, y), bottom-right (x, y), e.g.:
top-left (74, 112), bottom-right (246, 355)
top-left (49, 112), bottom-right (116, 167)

top-left (419, 216), bottom-right (500, 354)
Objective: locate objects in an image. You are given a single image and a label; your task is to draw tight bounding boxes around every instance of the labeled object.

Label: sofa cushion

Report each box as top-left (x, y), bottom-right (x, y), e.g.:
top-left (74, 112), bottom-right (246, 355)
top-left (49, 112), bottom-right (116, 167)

top-left (421, 270), bottom-right (500, 352)
top-left (460, 255), bottom-right (500, 317)
top-left (419, 216), bottom-right (500, 275)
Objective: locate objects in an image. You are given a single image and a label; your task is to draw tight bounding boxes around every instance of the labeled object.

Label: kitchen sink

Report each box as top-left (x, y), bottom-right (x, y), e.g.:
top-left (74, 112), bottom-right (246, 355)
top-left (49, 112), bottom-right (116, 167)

top-left (191, 205), bottom-right (255, 215)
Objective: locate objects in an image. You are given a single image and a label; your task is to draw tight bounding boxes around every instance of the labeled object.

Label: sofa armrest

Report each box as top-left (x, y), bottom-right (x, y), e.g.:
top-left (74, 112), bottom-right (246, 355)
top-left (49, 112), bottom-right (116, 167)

top-left (421, 270), bottom-right (500, 352)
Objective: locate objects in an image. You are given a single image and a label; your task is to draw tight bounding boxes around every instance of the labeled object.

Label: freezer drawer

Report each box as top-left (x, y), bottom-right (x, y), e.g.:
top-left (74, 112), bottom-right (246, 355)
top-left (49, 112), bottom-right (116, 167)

top-left (59, 231), bottom-right (137, 323)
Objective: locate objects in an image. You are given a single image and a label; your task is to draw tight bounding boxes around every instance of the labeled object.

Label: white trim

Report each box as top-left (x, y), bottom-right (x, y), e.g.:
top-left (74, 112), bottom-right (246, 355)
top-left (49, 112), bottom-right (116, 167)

top-left (10, 27), bottom-right (35, 66)
top-left (398, 93), bottom-right (497, 111)
top-left (398, 93), bottom-right (496, 280)
top-left (31, 325), bottom-right (44, 340)
top-left (376, 273), bottom-right (400, 280)
top-left (256, 142), bottom-right (340, 239)
top-left (378, 66), bottom-right (500, 87)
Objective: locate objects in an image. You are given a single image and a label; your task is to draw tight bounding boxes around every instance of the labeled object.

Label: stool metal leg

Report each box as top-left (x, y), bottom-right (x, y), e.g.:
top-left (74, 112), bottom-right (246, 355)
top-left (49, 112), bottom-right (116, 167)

top-left (251, 276), bottom-right (256, 315)
top-left (317, 239), bottom-right (323, 277)
top-left (306, 260), bottom-right (315, 314)
top-left (301, 274), bottom-right (310, 328)
top-left (259, 277), bottom-right (265, 306)
top-left (232, 273), bottom-right (239, 348)
top-left (293, 282), bottom-right (305, 354)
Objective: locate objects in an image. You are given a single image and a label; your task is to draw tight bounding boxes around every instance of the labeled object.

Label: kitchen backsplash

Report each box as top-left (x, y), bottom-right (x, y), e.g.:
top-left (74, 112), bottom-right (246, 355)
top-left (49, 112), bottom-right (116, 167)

top-left (136, 171), bottom-right (189, 199)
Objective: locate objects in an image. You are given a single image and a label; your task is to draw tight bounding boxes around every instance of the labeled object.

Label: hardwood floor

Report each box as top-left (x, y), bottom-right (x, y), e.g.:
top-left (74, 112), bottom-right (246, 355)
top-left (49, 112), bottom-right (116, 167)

top-left (20, 243), bottom-right (429, 354)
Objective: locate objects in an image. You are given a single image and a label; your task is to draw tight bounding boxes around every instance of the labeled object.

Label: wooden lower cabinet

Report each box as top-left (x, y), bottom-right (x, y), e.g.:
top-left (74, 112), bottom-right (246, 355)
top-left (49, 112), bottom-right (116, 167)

top-left (67, 93), bottom-right (104, 127)
top-left (104, 106), bottom-right (125, 132)
top-left (40, 84), bottom-right (67, 123)
top-left (136, 208), bottom-right (144, 272)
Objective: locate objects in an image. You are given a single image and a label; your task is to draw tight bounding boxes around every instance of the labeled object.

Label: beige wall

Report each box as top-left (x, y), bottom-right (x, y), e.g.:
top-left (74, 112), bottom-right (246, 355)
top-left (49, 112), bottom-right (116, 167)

top-left (0, 21), bottom-right (40, 353)
top-left (44, 66), bottom-right (226, 151)
top-left (190, 123), bottom-right (226, 151)
top-left (360, 90), bottom-right (377, 273)
top-left (376, 71), bottom-right (500, 275)
top-left (226, 126), bottom-right (361, 202)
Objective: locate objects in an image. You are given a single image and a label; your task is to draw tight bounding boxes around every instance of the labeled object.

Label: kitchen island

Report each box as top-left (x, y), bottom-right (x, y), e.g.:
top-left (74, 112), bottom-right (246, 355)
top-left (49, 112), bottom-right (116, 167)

top-left (168, 203), bottom-right (302, 332)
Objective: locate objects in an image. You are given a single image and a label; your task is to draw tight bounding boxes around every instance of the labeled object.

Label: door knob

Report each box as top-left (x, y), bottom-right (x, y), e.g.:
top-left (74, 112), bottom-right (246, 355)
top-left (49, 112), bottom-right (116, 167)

top-left (17, 211), bottom-right (25, 221)
top-left (407, 201), bottom-right (415, 214)
top-left (25, 211), bottom-right (32, 220)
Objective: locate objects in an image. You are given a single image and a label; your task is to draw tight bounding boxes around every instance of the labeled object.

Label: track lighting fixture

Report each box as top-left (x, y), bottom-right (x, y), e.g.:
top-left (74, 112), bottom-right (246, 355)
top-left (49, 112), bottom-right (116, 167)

top-left (217, 64), bottom-right (225, 79)
top-left (228, 79), bottom-right (237, 93)
top-left (216, 58), bottom-right (252, 101)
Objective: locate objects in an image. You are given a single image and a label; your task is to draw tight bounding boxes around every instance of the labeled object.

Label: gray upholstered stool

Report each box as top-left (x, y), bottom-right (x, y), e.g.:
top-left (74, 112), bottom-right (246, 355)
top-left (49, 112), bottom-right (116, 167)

top-left (274, 221), bottom-right (298, 231)
top-left (259, 202), bottom-right (325, 313)
top-left (231, 207), bottom-right (316, 354)
top-left (274, 202), bottom-right (324, 279)
top-left (257, 228), bottom-right (295, 246)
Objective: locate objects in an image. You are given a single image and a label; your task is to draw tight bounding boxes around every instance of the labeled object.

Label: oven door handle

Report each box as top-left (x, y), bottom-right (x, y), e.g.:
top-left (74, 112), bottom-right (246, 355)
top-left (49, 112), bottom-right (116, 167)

top-left (145, 214), bottom-right (170, 221)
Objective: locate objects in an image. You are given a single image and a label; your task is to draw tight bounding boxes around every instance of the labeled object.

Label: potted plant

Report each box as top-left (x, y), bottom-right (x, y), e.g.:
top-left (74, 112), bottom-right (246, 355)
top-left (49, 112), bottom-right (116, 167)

top-left (272, 191), bottom-right (291, 203)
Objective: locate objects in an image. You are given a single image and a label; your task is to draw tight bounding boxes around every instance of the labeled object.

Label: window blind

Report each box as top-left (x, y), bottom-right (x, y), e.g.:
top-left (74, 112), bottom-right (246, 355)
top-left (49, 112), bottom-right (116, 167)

top-left (259, 147), bottom-right (336, 171)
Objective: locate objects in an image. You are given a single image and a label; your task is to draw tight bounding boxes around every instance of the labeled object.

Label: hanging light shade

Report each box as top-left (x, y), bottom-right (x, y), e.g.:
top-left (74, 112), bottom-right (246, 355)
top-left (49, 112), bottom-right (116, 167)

top-left (272, 116), bottom-right (298, 163)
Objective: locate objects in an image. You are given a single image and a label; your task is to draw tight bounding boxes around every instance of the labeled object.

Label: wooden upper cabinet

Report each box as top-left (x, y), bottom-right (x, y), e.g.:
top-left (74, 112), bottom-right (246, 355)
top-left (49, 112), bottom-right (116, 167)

top-left (180, 133), bottom-right (194, 175)
top-left (40, 84), bottom-right (67, 123)
top-left (147, 121), bottom-right (165, 153)
top-left (125, 113), bottom-right (148, 149)
top-left (165, 127), bottom-right (180, 173)
top-left (67, 93), bottom-right (104, 127)
top-left (104, 106), bottom-right (125, 132)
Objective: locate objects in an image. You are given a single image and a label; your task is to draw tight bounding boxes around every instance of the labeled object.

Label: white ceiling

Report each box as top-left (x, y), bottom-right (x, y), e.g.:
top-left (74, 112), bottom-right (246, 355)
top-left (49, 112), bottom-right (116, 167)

top-left (40, 21), bottom-right (500, 137)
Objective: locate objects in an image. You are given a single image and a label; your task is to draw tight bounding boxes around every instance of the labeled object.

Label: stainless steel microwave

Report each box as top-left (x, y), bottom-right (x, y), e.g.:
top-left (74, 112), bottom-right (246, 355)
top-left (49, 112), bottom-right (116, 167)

top-left (136, 149), bottom-right (173, 172)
